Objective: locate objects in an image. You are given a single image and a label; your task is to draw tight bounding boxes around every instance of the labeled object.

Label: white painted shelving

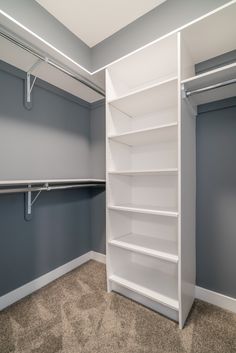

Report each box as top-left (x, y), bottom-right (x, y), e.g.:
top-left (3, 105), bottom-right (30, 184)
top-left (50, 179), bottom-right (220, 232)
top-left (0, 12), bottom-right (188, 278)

top-left (106, 1), bottom-right (236, 329)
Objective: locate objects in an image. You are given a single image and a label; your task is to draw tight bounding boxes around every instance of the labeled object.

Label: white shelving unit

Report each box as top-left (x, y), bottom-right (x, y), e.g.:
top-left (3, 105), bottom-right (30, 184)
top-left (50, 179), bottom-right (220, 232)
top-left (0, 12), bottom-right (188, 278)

top-left (106, 1), bottom-right (236, 328)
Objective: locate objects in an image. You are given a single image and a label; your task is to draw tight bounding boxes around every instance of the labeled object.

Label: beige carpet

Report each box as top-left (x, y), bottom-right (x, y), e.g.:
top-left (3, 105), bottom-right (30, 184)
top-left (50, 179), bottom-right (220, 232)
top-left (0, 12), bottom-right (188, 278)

top-left (0, 260), bottom-right (236, 353)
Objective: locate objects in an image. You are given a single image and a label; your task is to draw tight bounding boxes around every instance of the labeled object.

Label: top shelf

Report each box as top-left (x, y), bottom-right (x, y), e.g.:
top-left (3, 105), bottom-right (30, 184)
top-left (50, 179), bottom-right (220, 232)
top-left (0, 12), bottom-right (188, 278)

top-left (182, 62), bottom-right (236, 105)
top-left (108, 77), bottom-right (178, 117)
top-left (0, 179), bottom-right (106, 186)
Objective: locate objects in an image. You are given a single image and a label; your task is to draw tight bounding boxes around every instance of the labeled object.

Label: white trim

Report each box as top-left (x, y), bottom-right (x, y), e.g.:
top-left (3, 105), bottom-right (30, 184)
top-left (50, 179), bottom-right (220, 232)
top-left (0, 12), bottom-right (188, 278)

top-left (195, 286), bottom-right (236, 313)
top-left (91, 251), bottom-right (106, 264)
top-left (1, 252), bottom-right (235, 315)
top-left (0, 252), bottom-right (91, 311)
top-left (0, 1), bottom-right (235, 75)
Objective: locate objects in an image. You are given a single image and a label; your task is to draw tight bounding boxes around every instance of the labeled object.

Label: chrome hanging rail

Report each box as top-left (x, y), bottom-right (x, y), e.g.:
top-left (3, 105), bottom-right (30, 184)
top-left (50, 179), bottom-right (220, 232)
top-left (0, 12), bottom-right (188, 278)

top-left (0, 182), bottom-right (105, 194)
top-left (0, 28), bottom-right (105, 97)
top-left (185, 77), bottom-right (236, 97)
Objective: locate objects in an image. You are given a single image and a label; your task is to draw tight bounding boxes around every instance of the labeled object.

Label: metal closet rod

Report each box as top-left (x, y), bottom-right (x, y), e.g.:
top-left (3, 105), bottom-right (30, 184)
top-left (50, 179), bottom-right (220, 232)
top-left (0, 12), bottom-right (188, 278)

top-left (0, 183), bottom-right (105, 195)
top-left (186, 77), bottom-right (236, 97)
top-left (0, 29), bottom-right (105, 97)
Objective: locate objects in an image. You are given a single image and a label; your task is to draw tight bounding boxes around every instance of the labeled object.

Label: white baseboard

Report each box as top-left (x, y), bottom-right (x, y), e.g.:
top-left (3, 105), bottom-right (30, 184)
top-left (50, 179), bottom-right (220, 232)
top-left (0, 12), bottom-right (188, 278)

top-left (1, 252), bottom-right (235, 315)
top-left (91, 251), bottom-right (106, 264)
top-left (0, 251), bottom-right (91, 311)
top-left (195, 286), bottom-right (236, 313)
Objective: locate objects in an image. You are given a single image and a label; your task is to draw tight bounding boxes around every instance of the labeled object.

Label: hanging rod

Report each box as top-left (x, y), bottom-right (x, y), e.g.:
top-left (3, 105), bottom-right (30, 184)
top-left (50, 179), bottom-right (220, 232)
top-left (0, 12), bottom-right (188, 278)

top-left (0, 28), bottom-right (105, 97)
top-left (0, 183), bottom-right (105, 195)
top-left (185, 77), bottom-right (236, 97)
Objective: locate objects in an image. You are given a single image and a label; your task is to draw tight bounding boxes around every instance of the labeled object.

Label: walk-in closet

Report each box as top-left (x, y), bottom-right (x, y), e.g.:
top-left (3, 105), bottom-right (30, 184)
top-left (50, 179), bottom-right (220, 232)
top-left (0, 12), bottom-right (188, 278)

top-left (0, 1), bottom-right (236, 352)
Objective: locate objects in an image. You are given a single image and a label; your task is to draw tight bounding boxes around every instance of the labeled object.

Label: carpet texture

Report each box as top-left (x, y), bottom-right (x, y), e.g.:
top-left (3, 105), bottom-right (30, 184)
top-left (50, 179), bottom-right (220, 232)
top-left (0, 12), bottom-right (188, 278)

top-left (0, 260), bottom-right (236, 353)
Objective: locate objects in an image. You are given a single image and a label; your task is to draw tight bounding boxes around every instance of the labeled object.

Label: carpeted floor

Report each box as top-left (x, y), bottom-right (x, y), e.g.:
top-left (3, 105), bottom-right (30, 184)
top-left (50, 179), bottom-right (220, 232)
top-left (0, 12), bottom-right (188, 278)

top-left (0, 260), bottom-right (236, 353)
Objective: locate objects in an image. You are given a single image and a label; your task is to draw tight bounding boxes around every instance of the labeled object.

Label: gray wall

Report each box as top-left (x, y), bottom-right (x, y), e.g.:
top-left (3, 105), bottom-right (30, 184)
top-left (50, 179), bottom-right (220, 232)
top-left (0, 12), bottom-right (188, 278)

top-left (196, 98), bottom-right (236, 298)
top-left (0, 61), bottom-right (98, 297)
top-left (90, 101), bottom-right (106, 254)
top-left (0, 0), bottom-right (231, 72)
top-left (0, 61), bottom-right (91, 180)
top-left (91, 0), bottom-right (230, 70)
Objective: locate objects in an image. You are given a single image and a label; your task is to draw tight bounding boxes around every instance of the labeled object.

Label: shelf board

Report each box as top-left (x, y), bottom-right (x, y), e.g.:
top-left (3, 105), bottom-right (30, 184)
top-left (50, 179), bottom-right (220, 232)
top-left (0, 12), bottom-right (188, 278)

top-left (182, 62), bottom-right (236, 105)
top-left (108, 123), bottom-right (178, 146)
top-left (109, 233), bottom-right (178, 263)
top-left (0, 179), bottom-right (106, 186)
top-left (108, 77), bottom-right (178, 117)
top-left (109, 274), bottom-right (179, 311)
top-left (108, 168), bottom-right (178, 176)
top-left (109, 204), bottom-right (178, 217)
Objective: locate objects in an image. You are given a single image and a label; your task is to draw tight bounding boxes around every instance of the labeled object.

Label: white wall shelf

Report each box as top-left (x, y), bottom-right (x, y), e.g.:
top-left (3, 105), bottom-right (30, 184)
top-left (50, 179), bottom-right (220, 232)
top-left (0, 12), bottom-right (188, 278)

top-left (109, 234), bottom-right (178, 263)
top-left (109, 274), bottom-right (179, 311)
top-left (108, 77), bottom-right (178, 117)
top-left (108, 168), bottom-right (178, 176)
top-left (109, 205), bottom-right (178, 217)
top-left (108, 123), bottom-right (177, 146)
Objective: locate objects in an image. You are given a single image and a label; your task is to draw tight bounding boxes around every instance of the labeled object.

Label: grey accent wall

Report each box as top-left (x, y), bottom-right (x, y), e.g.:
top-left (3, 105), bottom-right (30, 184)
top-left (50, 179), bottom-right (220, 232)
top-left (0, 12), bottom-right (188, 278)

top-left (90, 100), bottom-right (106, 253)
top-left (0, 189), bottom-right (91, 296)
top-left (91, 0), bottom-right (230, 71)
top-left (196, 98), bottom-right (236, 298)
top-left (0, 61), bottom-right (91, 180)
top-left (0, 61), bottom-right (93, 297)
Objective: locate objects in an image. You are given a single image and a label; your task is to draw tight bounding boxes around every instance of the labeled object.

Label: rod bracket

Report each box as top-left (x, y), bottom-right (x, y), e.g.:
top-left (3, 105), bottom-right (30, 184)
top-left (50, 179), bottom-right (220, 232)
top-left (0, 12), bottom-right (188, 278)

top-left (181, 84), bottom-right (197, 117)
top-left (24, 183), bottom-right (46, 221)
top-left (24, 59), bottom-right (42, 110)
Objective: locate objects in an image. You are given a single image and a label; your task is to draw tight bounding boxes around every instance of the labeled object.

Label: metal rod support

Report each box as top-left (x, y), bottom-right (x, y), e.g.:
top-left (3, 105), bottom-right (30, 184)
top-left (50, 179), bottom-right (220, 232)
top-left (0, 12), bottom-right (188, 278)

top-left (185, 77), bottom-right (236, 97)
top-left (0, 28), bottom-right (105, 97)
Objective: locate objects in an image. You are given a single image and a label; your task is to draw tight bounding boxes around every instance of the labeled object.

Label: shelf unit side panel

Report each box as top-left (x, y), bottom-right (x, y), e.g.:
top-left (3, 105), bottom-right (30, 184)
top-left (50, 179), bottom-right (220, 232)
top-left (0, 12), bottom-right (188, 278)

top-left (179, 33), bottom-right (196, 327)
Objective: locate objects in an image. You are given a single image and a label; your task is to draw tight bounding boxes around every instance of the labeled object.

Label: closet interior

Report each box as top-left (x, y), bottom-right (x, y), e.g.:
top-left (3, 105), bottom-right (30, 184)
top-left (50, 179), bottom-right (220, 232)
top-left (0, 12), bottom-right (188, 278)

top-left (0, 0), bottom-right (235, 336)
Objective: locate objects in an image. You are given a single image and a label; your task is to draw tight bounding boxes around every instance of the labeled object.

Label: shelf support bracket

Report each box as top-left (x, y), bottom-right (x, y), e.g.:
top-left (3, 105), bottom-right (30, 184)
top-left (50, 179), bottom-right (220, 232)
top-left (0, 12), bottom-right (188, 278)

top-left (181, 84), bottom-right (197, 117)
top-left (24, 183), bottom-right (48, 221)
top-left (24, 59), bottom-right (43, 110)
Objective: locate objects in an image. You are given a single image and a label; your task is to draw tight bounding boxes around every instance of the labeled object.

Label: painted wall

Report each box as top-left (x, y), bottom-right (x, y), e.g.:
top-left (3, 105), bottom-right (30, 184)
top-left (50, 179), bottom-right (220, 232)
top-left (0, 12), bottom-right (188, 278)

top-left (0, 0), bottom-right (231, 72)
top-left (91, 0), bottom-right (231, 70)
top-left (196, 98), bottom-right (236, 298)
top-left (0, 61), bottom-right (91, 180)
top-left (0, 61), bottom-right (93, 297)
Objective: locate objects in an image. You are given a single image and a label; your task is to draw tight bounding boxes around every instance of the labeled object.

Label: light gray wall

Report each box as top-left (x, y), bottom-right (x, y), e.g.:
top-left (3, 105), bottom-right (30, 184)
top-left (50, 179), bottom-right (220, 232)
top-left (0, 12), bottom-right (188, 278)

top-left (91, 0), bottom-right (230, 70)
top-left (0, 61), bottom-right (91, 180)
top-left (196, 98), bottom-right (236, 298)
top-left (0, 0), bottom-right (91, 71)
top-left (0, 0), bottom-right (231, 72)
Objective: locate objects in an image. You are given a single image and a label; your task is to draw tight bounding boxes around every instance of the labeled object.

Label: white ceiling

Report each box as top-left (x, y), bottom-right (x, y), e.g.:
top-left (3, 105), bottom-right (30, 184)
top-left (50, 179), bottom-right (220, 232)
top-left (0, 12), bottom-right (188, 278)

top-left (35, 0), bottom-right (167, 47)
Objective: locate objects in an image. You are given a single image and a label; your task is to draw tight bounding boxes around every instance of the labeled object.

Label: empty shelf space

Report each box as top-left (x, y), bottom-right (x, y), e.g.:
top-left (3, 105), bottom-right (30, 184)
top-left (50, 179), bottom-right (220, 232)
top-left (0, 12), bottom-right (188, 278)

top-left (182, 62), bottom-right (236, 105)
top-left (109, 204), bottom-right (178, 217)
top-left (107, 77), bottom-right (178, 117)
top-left (110, 275), bottom-right (179, 310)
top-left (109, 233), bottom-right (178, 263)
top-left (108, 123), bottom-right (178, 146)
top-left (108, 168), bottom-right (178, 176)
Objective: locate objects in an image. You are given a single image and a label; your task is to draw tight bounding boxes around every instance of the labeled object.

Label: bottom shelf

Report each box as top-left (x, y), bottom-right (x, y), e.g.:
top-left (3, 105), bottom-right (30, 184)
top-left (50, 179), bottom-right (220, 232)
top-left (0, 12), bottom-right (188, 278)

top-left (109, 274), bottom-right (179, 311)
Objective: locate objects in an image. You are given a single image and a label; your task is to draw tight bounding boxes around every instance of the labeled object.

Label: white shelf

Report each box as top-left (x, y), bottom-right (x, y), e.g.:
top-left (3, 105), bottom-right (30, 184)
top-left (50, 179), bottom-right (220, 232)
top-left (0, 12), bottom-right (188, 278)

top-left (109, 274), bottom-right (179, 311)
top-left (108, 77), bottom-right (178, 117)
top-left (109, 204), bottom-right (178, 217)
top-left (108, 123), bottom-right (177, 146)
top-left (109, 233), bottom-right (178, 263)
top-left (108, 168), bottom-right (178, 176)
top-left (182, 62), bottom-right (236, 105)
top-left (0, 179), bottom-right (106, 186)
